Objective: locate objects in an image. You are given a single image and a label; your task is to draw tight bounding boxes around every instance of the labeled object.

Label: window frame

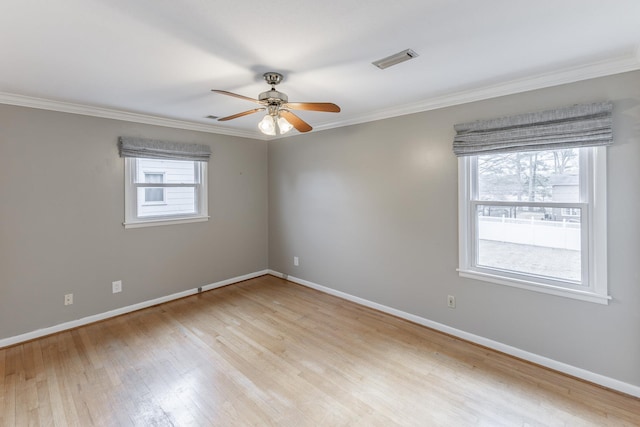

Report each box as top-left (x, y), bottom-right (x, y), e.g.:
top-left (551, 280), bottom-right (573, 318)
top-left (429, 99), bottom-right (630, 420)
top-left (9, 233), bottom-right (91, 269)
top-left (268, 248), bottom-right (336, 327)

top-left (124, 157), bottom-right (209, 229)
top-left (458, 146), bottom-right (609, 304)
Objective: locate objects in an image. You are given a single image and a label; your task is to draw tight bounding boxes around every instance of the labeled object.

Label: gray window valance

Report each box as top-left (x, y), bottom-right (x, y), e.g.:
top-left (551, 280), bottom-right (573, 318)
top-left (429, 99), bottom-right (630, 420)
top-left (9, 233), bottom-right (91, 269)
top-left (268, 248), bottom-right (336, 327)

top-left (452, 101), bottom-right (613, 157)
top-left (118, 136), bottom-right (211, 162)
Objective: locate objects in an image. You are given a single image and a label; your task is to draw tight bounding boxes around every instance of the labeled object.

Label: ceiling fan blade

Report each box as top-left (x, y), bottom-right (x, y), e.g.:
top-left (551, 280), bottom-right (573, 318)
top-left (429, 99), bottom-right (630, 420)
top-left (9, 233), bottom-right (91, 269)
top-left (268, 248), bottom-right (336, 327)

top-left (211, 89), bottom-right (262, 104)
top-left (218, 108), bottom-right (264, 121)
top-left (283, 102), bottom-right (341, 113)
top-left (280, 110), bottom-right (313, 133)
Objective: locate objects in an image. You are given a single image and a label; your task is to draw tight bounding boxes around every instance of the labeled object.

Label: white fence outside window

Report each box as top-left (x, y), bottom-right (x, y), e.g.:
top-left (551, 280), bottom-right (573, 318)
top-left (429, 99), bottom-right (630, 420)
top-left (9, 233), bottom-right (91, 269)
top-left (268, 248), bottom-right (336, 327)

top-left (478, 216), bottom-right (580, 250)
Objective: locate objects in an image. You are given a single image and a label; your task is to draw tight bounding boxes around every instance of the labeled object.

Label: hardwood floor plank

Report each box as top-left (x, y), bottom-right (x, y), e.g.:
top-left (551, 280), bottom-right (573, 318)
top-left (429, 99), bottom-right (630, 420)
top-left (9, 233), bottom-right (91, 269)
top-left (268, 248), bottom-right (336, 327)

top-left (1, 275), bottom-right (639, 426)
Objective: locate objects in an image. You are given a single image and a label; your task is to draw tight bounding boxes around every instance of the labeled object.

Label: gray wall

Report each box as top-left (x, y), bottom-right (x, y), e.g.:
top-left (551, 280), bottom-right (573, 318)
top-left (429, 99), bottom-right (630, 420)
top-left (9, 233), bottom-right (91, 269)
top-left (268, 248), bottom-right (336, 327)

top-left (0, 105), bottom-right (268, 339)
top-left (268, 70), bottom-right (640, 387)
top-left (1, 71), bottom-right (638, 387)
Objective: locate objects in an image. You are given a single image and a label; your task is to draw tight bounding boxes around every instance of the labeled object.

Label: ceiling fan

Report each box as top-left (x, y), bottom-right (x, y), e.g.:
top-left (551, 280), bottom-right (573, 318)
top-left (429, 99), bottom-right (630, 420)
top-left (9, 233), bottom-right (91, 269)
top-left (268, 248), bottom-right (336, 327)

top-left (212, 72), bottom-right (341, 135)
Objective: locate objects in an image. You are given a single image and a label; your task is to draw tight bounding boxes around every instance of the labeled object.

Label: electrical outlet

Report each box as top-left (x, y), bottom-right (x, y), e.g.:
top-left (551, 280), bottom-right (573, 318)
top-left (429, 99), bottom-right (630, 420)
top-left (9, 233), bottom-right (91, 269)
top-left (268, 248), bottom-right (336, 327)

top-left (447, 295), bottom-right (456, 309)
top-left (293, 256), bottom-right (299, 266)
top-left (112, 280), bottom-right (122, 293)
top-left (64, 293), bottom-right (73, 305)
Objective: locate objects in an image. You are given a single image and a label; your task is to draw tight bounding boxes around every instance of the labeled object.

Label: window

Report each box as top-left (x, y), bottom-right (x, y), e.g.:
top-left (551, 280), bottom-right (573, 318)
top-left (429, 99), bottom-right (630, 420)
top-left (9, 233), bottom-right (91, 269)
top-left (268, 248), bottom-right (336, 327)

top-left (124, 157), bottom-right (208, 227)
top-left (119, 136), bottom-right (211, 228)
top-left (454, 102), bottom-right (611, 304)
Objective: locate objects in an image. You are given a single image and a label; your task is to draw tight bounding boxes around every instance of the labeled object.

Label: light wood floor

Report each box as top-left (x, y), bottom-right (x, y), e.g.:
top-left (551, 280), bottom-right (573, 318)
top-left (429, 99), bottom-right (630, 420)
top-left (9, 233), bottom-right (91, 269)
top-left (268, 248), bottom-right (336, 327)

top-left (1, 275), bottom-right (639, 426)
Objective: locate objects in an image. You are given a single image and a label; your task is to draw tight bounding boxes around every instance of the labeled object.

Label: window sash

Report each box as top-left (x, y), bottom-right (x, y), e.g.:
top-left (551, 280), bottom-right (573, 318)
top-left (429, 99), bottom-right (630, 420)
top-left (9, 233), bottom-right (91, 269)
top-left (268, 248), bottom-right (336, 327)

top-left (469, 200), bottom-right (589, 289)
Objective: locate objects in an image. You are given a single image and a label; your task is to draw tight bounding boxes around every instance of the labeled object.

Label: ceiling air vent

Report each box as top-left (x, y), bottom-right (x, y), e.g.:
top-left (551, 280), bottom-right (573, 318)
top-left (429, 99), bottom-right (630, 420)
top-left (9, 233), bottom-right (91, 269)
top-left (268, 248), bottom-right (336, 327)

top-left (372, 49), bottom-right (419, 70)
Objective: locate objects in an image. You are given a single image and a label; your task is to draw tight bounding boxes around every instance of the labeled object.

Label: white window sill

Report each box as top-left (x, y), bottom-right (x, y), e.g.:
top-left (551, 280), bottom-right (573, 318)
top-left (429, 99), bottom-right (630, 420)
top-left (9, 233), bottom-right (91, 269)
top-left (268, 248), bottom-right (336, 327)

top-left (458, 269), bottom-right (611, 305)
top-left (123, 216), bottom-right (209, 229)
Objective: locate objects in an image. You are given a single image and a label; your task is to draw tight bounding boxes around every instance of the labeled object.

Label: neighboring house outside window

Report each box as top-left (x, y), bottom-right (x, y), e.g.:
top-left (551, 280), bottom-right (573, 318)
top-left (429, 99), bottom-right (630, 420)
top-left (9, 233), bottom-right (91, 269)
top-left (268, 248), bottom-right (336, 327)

top-left (550, 174), bottom-right (580, 220)
top-left (144, 172), bottom-right (165, 204)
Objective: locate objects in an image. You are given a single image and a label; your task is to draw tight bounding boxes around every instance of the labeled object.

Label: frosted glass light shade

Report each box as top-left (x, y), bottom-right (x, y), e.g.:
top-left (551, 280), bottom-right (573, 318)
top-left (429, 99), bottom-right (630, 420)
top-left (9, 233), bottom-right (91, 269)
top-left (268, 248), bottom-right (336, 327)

top-left (277, 116), bottom-right (293, 134)
top-left (258, 115), bottom-right (276, 135)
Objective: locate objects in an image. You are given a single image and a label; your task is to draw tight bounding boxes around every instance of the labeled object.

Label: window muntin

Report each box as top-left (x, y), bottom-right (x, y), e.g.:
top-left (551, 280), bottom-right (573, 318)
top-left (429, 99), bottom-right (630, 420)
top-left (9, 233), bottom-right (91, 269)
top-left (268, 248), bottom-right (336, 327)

top-left (124, 157), bottom-right (208, 228)
top-left (459, 147), bottom-right (608, 304)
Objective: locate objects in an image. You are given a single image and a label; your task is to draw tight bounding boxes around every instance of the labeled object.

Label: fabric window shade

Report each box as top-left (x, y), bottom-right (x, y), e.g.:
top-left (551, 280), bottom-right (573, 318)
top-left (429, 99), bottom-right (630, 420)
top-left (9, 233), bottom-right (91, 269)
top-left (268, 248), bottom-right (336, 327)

top-left (452, 102), bottom-right (612, 157)
top-left (118, 136), bottom-right (211, 162)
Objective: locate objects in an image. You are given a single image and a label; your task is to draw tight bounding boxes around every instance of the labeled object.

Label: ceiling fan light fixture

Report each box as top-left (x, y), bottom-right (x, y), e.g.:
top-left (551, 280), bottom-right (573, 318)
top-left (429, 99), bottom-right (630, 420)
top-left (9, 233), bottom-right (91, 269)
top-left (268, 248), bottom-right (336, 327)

top-left (277, 116), bottom-right (293, 134)
top-left (212, 71), bottom-right (340, 135)
top-left (372, 49), bottom-right (419, 70)
top-left (258, 114), bottom-right (276, 135)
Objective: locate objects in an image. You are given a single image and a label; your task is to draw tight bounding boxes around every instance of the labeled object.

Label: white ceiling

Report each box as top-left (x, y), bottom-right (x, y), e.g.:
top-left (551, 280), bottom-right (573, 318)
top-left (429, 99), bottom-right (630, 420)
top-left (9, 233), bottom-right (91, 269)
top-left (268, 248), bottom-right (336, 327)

top-left (1, 0), bottom-right (639, 139)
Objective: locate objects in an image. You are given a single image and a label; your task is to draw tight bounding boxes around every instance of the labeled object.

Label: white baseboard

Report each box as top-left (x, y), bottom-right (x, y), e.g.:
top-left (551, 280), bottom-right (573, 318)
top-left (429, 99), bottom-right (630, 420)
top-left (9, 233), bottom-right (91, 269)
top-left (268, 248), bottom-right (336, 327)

top-left (267, 269), bottom-right (640, 398)
top-left (5, 268), bottom-right (638, 398)
top-left (0, 270), bottom-right (269, 349)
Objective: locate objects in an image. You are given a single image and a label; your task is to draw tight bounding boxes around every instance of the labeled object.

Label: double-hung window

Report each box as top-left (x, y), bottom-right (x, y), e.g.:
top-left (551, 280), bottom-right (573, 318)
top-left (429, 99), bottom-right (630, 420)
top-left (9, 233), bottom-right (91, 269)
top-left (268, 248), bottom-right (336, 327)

top-left (454, 102), bottom-right (611, 304)
top-left (119, 137), bottom-right (211, 228)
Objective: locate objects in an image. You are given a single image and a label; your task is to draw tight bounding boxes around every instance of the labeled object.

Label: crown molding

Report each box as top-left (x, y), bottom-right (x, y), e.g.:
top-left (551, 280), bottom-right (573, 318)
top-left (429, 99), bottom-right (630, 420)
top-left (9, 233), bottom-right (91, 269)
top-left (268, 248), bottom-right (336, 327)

top-left (0, 92), bottom-right (264, 140)
top-left (2, 50), bottom-right (638, 141)
top-left (310, 49), bottom-right (640, 135)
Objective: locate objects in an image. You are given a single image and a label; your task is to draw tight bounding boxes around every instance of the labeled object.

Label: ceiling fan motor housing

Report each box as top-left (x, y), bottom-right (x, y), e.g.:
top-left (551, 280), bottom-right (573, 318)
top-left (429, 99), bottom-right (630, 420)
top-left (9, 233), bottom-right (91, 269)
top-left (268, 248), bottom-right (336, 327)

top-left (259, 89), bottom-right (288, 105)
